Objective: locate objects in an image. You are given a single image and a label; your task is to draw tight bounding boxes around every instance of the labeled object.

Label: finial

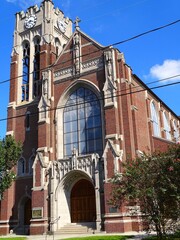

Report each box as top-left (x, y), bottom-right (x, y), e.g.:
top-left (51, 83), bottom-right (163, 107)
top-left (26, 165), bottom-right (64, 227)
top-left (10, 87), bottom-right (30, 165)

top-left (74, 16), bottom-right (81, 30)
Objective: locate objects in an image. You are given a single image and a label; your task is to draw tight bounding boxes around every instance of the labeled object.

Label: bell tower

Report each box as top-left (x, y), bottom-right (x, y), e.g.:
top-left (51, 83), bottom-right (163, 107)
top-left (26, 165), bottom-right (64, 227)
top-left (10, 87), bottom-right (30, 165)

top-left (10, 0), bottom-right (72, 104)
top-left (3, 0), bottom-right (73, 235)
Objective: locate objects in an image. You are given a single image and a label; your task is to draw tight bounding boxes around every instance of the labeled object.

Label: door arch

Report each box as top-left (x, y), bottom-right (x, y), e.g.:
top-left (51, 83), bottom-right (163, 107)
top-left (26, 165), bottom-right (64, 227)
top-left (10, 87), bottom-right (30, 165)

top-left (71, 179), bottom-right (96, 222)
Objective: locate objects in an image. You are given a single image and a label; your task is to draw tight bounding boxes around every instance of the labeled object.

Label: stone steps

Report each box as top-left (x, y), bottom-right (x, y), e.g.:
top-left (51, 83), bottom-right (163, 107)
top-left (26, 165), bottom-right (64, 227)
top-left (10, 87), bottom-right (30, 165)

top-left (55, 223), bottom-right (95, 234)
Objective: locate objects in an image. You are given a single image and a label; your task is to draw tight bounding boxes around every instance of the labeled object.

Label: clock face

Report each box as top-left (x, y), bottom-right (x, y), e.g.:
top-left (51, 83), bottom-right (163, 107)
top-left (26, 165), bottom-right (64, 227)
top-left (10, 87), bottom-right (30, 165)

top-left (25, 15), bottom-right (37, 29)
top-left (57, 19), bottom-right (66, 33)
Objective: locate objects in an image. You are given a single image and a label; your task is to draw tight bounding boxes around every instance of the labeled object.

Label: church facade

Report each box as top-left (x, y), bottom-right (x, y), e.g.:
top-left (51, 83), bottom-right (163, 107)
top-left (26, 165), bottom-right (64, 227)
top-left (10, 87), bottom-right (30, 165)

top-left (0, 0), bottom-right (179, 235)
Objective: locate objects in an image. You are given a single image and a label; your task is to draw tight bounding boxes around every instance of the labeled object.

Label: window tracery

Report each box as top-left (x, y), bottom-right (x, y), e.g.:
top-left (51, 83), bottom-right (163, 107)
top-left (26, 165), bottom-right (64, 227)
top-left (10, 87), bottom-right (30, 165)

top-left (63, 87), bottom-right (103, 157)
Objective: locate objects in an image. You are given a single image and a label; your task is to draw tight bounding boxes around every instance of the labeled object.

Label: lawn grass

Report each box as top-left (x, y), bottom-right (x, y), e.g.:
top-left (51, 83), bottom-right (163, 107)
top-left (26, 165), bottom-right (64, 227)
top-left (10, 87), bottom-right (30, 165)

top-left (61, 236), bottom-right (133, 240)
top-left (144, 231), bottom-right (180, 239)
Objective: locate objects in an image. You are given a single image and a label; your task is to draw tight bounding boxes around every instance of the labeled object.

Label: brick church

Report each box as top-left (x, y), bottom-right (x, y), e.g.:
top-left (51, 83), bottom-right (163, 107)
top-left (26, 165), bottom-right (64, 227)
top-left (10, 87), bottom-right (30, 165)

top-left (0, 0), bottom-right (179, 235)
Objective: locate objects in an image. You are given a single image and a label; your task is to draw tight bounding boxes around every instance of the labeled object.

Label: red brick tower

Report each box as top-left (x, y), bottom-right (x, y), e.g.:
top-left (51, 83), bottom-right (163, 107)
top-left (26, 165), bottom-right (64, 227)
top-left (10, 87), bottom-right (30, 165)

top-left (0, 0), bottom-right (72, 234)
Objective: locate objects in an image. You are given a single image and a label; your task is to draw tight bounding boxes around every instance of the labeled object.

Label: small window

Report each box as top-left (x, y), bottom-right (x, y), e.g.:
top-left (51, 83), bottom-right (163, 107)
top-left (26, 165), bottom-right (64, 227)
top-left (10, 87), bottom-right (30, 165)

top-left (163, 112), bottom-right (171, 140)
top-left (17, 158), bottom-right (26, 176)
top-left (150, 101), bottom-right (160, 137)
top-left (55, 38), bottom-right (61, 58)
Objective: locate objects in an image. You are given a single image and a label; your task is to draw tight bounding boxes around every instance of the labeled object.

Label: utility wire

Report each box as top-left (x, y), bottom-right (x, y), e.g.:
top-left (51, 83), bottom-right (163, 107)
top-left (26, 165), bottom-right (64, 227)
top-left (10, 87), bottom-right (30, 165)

top-left (0, 80), bottom-right (180, 123)
top-left (145, 74), bottom-right (180, 85)
top-left (0, 18), bottom-right (180, 85)
top-left (1, 71), bottom-right (180, 111)
top-left (110, 19), bottom-right (180, 47)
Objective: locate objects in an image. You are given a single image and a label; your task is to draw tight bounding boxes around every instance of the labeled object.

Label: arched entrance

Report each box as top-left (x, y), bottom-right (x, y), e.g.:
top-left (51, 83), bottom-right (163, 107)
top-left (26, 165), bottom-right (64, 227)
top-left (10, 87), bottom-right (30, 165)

top-left (71, 179), bottom-right (96, 222)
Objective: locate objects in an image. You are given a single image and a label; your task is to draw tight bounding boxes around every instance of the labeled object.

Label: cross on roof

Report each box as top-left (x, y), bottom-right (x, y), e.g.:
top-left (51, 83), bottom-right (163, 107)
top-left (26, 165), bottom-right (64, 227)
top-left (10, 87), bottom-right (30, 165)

top-left (74, 16), bottom-right (81, 30)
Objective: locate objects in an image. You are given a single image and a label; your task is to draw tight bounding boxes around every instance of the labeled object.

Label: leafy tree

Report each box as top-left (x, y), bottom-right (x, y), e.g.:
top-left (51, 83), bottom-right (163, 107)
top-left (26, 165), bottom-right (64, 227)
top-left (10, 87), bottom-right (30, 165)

top-left (0, 135), bottom-right (22, 198)
top-left (110, 145), bottom-right (180, 239)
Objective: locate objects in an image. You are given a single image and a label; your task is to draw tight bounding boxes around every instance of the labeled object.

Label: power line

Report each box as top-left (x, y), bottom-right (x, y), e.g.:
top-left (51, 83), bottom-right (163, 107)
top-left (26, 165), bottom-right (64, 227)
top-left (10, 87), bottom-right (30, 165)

top-left (111, 19), bottom-right (180, 46)
top-left (0, 79), bottom-right (180, 123)
top-left (146, 74), bottom-right (180, 85)
top-left (0, 18), bottom-right (180, 85)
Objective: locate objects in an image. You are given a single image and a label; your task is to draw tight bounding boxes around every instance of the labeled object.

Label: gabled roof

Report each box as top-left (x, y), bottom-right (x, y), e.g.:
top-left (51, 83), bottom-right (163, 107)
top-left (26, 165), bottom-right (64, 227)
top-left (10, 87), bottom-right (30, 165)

top-left (53, 29), bottom-right (107, 71)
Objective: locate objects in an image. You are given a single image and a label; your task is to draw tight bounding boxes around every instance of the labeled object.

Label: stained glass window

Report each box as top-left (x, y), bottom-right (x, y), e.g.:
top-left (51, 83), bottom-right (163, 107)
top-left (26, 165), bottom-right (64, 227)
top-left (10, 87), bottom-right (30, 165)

top-left (63, 87), bottom-right (103, 157)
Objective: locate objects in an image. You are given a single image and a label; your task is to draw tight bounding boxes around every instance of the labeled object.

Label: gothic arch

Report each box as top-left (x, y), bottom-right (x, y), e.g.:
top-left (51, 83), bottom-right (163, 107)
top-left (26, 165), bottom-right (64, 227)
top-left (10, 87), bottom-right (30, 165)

top-left (54, 170), bottom-right (95, 228)
top-left (33, 35), bottom-right (41, 45)
top-left (29, 154), bottom-right (35, 175)
top-left (17, 157), bottom-right (26, 176)
top-left (21, 40), bottom-right (30, 101)
top-left (33, 35), bottom-right (41, 98)
top-left (55, 37), bottom-right (62, 57)
top-left (162, 110), bottom-right (171, 140)
top-left (150, 100), bottom-right (160, 137)
top-left (55, 79), bottom-right (104, 159)
top-left (57, 79), bottom-right (102, 110)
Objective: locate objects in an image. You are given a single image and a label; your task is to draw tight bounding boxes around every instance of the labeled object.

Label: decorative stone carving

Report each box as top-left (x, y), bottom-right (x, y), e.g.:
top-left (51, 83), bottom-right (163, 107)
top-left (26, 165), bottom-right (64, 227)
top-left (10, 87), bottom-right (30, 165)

top-left (38, 69), bottom-right (51, 123)
top-left (82, 58), bottom-right (103, 70)
top-left (106, 51), bottom-right (113, 81)
top-left (73, 32), bottom-right (81, 75)
top-left (55, 153), bottom-right (99, 182)
top-left (42, 71), bottom-right (49, 98)
top-left (71, 147), bottom-right (78, 169)
top-left (103, 49), bottom-right (117, 107)
top-left (54, 67), bottom-right (73, 80)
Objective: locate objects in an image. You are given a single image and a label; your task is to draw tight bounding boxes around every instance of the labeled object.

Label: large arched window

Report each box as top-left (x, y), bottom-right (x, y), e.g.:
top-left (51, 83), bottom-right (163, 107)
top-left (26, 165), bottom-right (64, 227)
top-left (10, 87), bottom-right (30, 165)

top-left (163, 111), bottom-right (171, 140)
top-left (22, 41), bottom-right (30, 101)
top-left (150, 101), bottom-right (160, 137)
top-left (63, 87), bottom-right (103, 157)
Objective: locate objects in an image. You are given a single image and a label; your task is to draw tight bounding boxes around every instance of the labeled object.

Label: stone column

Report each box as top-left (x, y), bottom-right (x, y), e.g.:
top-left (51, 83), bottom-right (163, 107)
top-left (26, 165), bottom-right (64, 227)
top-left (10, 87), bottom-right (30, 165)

top-left (94, 155), bottom-right (102, 231)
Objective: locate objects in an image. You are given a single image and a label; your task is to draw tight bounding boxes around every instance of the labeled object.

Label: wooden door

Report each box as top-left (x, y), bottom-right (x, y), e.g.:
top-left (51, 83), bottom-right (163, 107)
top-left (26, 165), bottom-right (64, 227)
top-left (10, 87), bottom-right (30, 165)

top-left (71, 179), bottom-right (96, 222)
top-left (24, 198), bottom-right (31, 225)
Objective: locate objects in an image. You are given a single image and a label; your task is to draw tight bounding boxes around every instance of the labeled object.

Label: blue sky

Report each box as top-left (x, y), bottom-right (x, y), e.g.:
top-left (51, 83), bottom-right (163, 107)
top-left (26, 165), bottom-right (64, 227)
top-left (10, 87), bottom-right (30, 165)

top-left (0, 0), bottom-right (180, 139)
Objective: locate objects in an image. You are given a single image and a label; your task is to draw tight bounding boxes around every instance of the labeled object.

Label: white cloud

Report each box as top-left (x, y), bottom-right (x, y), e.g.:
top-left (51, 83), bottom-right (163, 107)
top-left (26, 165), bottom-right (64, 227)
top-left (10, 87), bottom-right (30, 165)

top-left (150, 59), bottom-right (180, 82)
top-left (6, 0), bottom-right (42, 9)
